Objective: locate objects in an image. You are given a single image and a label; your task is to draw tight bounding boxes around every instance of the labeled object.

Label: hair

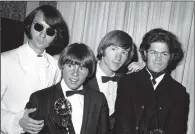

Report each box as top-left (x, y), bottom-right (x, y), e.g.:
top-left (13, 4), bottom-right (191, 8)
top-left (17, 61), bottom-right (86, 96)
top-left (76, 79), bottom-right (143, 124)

top-left (24, 5), bottom-right (69, 54)
top-left (58, 43), bottom-right (97, 78)
top-left (97, 30), bottom-right (135, 66)
top-left (139, 28), bottom-right (184, 72)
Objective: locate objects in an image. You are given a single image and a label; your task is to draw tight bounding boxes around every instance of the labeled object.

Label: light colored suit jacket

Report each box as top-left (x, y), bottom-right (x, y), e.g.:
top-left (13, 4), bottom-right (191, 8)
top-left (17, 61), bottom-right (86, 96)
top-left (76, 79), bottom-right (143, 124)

top-left (1, 42), bottom-right (61, 134)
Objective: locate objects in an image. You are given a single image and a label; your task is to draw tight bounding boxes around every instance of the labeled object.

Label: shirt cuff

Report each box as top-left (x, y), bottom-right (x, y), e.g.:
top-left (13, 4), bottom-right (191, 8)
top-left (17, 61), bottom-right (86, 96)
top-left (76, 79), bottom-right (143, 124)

top-left (11, 110), bottom-right (25, 134)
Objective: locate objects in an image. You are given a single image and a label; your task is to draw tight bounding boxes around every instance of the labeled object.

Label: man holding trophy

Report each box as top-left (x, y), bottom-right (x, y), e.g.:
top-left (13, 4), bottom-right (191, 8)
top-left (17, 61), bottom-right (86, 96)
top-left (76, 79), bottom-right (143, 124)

top-left (114, 28), bottom-right (189, 134)
top-left (24, 43), bottom-right (109, 134)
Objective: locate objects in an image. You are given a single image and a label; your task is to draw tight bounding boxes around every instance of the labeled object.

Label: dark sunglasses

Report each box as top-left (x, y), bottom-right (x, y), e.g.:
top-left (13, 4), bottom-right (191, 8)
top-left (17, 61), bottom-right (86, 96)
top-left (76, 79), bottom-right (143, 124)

top-left (34, 23), bottom-right (56, 37)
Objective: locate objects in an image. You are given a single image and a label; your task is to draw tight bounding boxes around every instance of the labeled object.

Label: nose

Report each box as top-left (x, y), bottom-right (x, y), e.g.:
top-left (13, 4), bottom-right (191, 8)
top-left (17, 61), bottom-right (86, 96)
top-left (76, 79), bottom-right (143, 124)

top-left (156, 53), bottom-right (162, 60)
top-left (39, 30), bottom-right (47, 38)
top-left (72, 65), bottom-right (79, 76)
top-left (115, 52), bottom-right (122, 60)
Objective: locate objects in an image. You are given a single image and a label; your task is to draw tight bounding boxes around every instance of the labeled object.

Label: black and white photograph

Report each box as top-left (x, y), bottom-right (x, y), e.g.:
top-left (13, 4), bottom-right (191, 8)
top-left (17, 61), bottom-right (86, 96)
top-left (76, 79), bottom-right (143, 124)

top-left (1, 1), bottom-right (194, 134)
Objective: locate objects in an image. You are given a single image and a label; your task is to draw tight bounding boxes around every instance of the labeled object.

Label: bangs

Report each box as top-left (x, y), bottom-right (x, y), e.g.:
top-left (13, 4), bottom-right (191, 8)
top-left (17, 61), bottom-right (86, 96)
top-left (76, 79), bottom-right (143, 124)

top-left (62, 55), bottom-right (88, 67)
top-left (61, 46), bottom-right (94, 68)
top-left (106, 34), bottom-right (132, 50)
top-left (41, 9), bottom-right (62, 28)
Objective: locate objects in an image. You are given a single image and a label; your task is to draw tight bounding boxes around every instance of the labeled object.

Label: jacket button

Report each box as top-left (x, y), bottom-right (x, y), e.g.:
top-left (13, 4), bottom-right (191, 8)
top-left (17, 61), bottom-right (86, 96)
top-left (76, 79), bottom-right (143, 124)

top-left (136, 126), bottom-right (139, 130)
top-left (141, 105), bottom-right (144, 109)
top-left (159, 107), bottom-right (162, 110)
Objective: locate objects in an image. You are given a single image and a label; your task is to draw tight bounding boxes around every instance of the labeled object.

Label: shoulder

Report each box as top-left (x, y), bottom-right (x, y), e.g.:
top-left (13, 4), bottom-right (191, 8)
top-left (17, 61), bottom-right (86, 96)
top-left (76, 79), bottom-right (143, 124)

top-left (168, 76), bottom-right (188, 96)
top-left (46, 53), bottom-right (60, 70)
top-left (119, 68), bottom-right (143, 82)
top-left (46, 53), bottom-right (58, 65)
top-left (85, 88), bottom-right (106, 101)
top-left (1, 48), bottom-right (18, 60)
top-left (31, 84), bottom-right (57, 99)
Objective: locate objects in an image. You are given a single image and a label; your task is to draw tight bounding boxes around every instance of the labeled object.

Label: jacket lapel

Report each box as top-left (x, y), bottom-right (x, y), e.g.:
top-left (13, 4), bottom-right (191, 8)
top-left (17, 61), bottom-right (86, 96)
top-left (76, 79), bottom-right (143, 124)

top-left (80, 88), bottom-right (91, 134)
top-left (85, 76), bottom-right (100, 91)
top-left (49, 83), bottom-right (65, 130)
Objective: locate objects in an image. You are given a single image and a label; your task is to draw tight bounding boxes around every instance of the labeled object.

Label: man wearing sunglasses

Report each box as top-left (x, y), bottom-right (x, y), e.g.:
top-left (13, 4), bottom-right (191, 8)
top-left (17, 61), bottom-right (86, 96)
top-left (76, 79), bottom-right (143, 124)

top-left (1, 5), bottom-right (69, 134)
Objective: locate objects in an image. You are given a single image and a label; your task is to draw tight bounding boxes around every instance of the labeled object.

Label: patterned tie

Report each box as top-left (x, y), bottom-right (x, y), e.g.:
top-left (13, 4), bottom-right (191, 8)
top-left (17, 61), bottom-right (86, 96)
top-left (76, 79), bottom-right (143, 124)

top-left (66, 90), bottom-right (85, 97)
top-left (101, 76), bottom-right (119, 83)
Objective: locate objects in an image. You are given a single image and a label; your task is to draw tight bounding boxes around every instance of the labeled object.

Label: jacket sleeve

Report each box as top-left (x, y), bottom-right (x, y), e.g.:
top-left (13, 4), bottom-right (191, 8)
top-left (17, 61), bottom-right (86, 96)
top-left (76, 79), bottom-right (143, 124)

top-left (1, 55), bottom-right (24, 134)
top-left (114, 76), bottom-right (136, 134)
top-left (98, 94), bottom-right (109, 134)
top-left (25, 92), bottom-right (42, 120)
top-left (168, 88), bottom-right (190, 134)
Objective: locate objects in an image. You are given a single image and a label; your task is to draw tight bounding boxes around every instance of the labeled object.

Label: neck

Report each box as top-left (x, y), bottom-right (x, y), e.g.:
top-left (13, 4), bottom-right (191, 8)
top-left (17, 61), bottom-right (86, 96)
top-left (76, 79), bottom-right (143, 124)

top-left (99, 60), bottom-right (115, 76)
top-left (28, 41), bottom-right (44, 55)
top-left (146, 67), bottom-right (166, 78)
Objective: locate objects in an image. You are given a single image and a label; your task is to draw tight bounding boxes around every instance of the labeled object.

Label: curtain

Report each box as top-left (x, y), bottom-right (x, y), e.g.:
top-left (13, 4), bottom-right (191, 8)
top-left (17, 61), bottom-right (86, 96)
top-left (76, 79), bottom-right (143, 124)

top-left (57, 2), bottom-right (194, 134)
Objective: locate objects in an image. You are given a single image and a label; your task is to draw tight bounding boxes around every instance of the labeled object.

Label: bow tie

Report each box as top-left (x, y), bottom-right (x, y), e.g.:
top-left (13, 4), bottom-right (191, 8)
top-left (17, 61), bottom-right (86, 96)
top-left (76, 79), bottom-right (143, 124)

top-left (101, 76), bottom-right (119, 83)
top-left (66, 89), bottom-right (85, 97)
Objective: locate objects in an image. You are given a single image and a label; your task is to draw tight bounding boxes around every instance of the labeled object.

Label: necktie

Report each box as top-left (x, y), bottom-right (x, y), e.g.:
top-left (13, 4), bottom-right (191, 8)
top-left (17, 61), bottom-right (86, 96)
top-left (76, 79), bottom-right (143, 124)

top-left (66, 90), bottom-right (85, 97)
top-left (101, 76), bottom-right (119, 83)
top-left (151, 78), bottom-right (157, 85)
top-left (147, 67), bottom-right (165, 85)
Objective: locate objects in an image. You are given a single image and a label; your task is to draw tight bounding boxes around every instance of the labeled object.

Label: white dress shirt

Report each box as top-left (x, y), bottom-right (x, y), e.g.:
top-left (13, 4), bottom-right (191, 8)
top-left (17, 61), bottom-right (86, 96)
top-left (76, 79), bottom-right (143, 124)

top-left (60, 80), bottom-right (84, 134)
top-left (1, 42), bottom-right (61, 134)
top-left (96, 63), bottom-right (117, 116)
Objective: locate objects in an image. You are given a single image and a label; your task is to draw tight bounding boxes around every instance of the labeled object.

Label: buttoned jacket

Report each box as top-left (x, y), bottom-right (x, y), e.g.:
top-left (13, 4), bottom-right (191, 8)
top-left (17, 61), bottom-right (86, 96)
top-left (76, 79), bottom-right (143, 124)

top-left (114, 67), bottom-right (189, 134)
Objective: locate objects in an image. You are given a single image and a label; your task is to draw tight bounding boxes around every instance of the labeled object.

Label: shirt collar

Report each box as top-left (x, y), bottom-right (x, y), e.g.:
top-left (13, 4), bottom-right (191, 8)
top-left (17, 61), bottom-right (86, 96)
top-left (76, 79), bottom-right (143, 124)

top-left (60, 79), bottom-right (83, 97)
top-left (146, 67), bottom-right (165, 85)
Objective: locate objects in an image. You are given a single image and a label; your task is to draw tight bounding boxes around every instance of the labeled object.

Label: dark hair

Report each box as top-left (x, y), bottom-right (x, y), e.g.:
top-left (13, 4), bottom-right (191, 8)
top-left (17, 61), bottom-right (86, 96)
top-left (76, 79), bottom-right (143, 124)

top-left (58, 43), bottom-right (97, 78)
top-left (97, 30), bottom-right (135, 66)
top-left (24, 5), bottom-right (69, 53)
top-left (139, 28), bottom-right (184, 72)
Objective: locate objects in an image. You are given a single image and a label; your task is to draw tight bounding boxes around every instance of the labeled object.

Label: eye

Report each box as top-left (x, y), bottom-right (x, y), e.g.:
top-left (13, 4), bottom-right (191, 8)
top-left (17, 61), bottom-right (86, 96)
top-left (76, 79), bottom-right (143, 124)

top-left (122, 51), bottom-right (128, 55)
top-left (79, 66), bottom-right (87, 72)
top-left (149, 51), bottom-right (156, 55)
top-left (111, 47), bottom-right (116, 51)
top-left (163, 52), bottom-right (169, 56)
top-left (66, 64), bottom-right (73, 68)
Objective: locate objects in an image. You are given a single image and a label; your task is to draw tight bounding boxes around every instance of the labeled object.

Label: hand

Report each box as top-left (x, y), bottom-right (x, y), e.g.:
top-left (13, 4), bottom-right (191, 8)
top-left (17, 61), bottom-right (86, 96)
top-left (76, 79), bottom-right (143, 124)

top-left (19, 108), bottom-right (44, 134)
top-left (127, 62), bottom-right (145, 74)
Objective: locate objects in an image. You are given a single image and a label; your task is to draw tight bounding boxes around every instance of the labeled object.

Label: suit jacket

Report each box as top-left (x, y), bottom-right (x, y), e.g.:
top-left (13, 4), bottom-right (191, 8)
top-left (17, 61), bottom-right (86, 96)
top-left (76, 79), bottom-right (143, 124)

top-left (114, 67), bottom-right (190, 134)
top-left (84, 67), bottom-right (125, 134)
top-left (24, 83), bottom-right (109, 134)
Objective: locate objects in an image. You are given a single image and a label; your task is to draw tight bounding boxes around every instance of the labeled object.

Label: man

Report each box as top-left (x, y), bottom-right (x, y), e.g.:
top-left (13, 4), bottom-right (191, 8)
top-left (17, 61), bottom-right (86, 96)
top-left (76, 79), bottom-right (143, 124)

top-left (1, 5), bottom-right (68, 133)
top-left (84, 30), bottom-right (144, 133)
top-left (114, 28), bottom-right (190, 134)
top-left (24, 43), bottom-right (109, 134)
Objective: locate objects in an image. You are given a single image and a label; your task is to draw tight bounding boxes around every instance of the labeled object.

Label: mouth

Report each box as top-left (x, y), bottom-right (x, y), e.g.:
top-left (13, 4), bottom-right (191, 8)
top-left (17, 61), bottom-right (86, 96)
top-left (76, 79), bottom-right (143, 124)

top-left (112, 61), bottom-right (121, 67)
top-left (69, 78), bottom-right (78, 84)
top-left (36, 39), bottom-right (45, 44)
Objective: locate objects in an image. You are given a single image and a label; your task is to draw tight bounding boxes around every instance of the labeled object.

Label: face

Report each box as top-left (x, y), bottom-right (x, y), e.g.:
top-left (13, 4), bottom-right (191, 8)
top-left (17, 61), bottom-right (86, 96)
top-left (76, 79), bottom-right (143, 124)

top-left (62, 63), bottom-right (89, 90)
top-left (29, 11), bottom-right (56, 54)
top-left (99, 45), bottom-right (129, 75)
top-left (145, 42), bottom-right (171, 73)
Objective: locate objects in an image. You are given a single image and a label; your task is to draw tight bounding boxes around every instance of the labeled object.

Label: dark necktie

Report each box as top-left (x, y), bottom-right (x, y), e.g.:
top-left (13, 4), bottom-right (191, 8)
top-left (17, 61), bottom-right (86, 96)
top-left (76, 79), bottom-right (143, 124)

top-left (101, 76), bottom-right (119, 83)
top-left (66, 89), bottom-right (85, 97)
top-left (147, 67), bottom-right (165, 85)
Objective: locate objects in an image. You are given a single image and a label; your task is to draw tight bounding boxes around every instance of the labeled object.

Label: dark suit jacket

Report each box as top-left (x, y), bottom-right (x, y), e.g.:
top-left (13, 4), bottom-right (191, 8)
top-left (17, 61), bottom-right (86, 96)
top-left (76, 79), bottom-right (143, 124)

top-left (84, 69), bottom-right (125, 134)
top-left (114, 67), bottom-right (190, 134)
top-left (25, 83), bottom-right (109, 134)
